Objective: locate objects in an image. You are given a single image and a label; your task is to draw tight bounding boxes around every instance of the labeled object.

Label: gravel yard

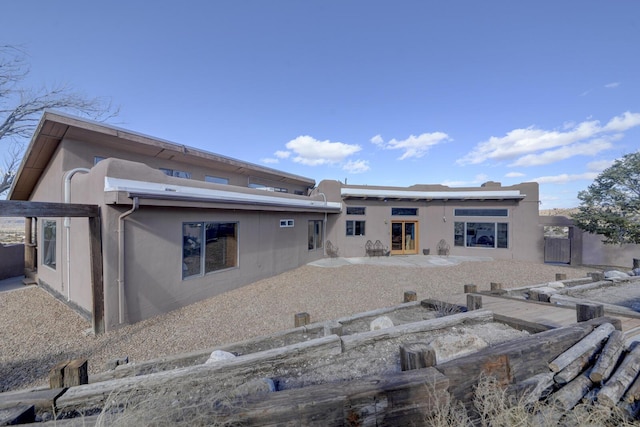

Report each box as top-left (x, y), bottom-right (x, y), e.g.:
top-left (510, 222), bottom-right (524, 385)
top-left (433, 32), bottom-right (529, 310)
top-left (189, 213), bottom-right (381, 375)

top-left (0, 258), bottom-right (595, 392)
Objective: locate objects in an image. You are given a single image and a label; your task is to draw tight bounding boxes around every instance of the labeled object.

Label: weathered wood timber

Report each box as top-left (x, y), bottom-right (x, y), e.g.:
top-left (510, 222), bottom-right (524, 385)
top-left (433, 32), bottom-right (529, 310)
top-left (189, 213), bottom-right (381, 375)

top-left (294, 312), bottom-right (310, 327)
top-left (553, 343), bottom-right (602, 385)
top-left (0, 387), bottom-right (66, 413)
top-left (221, 368), bottom-right (449, 426)
top-left (467, 294), bottom-right (482, 311)
top-left (548, 322), bottom-right (615, 372)
top-left (0, 404), bottom-right (34, 425)
top-left (0, 201), bottom-right (100, 217)
top-left (576, 302), bottom-right (604, 322)
top-left (493, 313), bottom-right (553, 334)
top-left (597, 344), bottom-right (640, 407)
top-left (56, 335), bottom-right (343, 414)
top-left (403, 290), bottom-right (417, 302)
top-left (63, 359), bottom-right (88, 387)
top-left (49, 361), bottom-right (68, 389)
top-left (551, 371), bottom-right (593, 411)
top-left (400, 342), bottom-right (436, 371)
top-left (589, 330), bottom-right (625, 384)
top-left (623, 370), bottom-right (640, 404)
top-left (436, 322), bottom-right (599, 402)
top-left (463, 284), bottom-right (477, 293)
top-left (507, 372), bottom-right (555, 406)
top-left (340, 310), bottom-right (493, 352)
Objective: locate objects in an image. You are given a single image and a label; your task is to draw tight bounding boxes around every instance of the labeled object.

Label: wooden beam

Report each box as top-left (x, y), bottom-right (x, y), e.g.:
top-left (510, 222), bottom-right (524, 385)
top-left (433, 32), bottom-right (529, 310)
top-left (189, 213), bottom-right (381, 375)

top-left (88, 215), bottom-right (105, 335)
top-left (0, 201), bottom-right (99, 217)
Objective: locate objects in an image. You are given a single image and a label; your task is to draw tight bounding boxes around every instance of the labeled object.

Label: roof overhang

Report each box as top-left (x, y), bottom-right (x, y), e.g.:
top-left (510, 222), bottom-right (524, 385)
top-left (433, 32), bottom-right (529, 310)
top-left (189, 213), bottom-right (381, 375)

top-left (341, 188), bottom-right (526, 202)
top-left (105, 177), bottom-right (342, 213)
top-left (9, 110), bottom-right (316, 201)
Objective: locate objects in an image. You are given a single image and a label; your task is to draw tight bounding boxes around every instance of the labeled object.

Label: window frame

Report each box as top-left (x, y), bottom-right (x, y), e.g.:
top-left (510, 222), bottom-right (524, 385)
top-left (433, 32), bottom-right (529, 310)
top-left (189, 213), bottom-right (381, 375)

top-left (346, 220), bottom-right (366, 236)
top-left (391, 207), bottom-right (418, 216)
top-left (42, 219), bottom-right (57, 270)
top-left (161, 168), bottom-right (192, 179)
top-left (205, 175), bottom-right (229, 185)
top-left (182, 221), bottom-right (239, 279)
top-left (346, 206), bottom-right (366, 215)
top-left (454, 221), bottom-right (508, 249)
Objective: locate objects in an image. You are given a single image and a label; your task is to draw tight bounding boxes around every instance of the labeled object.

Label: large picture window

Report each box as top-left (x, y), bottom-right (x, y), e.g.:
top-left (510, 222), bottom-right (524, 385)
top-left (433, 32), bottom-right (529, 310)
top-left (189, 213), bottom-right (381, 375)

top-left (183, 221), bottom-right (238, 279)
top-left (42, 220), bottom-right (57, 269)
top-left (308, 220), bottom-right (323, 251)
top-left (454, 222), bottom-right (508, 248)
top-left (346, 220), bottom-right (365, 236)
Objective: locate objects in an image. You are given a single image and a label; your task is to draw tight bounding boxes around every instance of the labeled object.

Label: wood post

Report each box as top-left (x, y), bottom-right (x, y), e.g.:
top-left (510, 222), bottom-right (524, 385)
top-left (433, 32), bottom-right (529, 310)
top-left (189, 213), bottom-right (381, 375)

top-left (403, 291), bottom-right (417, 303)
top-left (467, 294), bottom-right (482, 311)
top-left (463, 284), bottom-right (477, 293)
top-left (633, 258), bottom-right (640, 269)
top-left (576, 303), bottom-right (604, 322)
top-left (555, 273), bottom-right (567, 281)
top-left (64, 359), bottom-right (89, 387)
top-left (490, 282), bottom-right (503, 291)
top-left (529, 289), bottom-right (550, 303)
top-left (49, 359), bottom-right (89, 388)
top-left (399, 342), bottom-right (436, 371)
top-left (294, 312), bottom-right (310, 327)
top-left (49, 361), bottom-right (68, 388)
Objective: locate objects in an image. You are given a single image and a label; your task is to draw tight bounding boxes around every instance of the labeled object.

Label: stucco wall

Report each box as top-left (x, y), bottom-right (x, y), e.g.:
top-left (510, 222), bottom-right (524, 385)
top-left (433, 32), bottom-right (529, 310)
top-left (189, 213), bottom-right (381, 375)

top-left (581, 232), bottom-right (640, 269)
top-left (0, 244), bottom-right (24, 280)
top-left (320, 180), bottom-right (543, 263)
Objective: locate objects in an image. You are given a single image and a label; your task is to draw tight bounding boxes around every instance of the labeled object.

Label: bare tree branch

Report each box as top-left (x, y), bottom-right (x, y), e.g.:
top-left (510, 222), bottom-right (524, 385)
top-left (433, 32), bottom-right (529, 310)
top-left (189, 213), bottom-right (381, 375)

top-left (0, 45), bottom-right (118, 197)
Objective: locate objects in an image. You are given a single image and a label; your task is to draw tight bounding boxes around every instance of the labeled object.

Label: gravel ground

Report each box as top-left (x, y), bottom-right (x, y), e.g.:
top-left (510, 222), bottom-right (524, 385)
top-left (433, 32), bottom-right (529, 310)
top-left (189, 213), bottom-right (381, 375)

top-left (0, 258), bottom-right (595, 392)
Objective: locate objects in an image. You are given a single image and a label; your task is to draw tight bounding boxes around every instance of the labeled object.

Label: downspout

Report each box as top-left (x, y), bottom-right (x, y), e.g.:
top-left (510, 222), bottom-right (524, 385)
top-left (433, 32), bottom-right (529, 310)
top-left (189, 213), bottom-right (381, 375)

top-left (318, 192), bottom-right (327, 256)
top-left (118, 197), bottom-right (139, 324)
top-left (64, 168), bottom-right (90, 302)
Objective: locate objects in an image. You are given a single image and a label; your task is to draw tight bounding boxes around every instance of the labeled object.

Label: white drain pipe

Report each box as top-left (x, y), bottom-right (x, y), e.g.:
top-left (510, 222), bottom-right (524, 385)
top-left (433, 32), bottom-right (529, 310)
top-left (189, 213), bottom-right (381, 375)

top-left (64, 168), bottom-right (90, 301)
top-left (118, 197), bottom-right (139, 324)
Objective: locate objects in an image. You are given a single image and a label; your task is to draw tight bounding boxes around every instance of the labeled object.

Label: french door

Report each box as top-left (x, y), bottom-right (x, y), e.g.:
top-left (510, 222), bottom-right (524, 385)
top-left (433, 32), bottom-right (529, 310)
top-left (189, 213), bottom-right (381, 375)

top-left (391, 221), bottom-right (419, 255)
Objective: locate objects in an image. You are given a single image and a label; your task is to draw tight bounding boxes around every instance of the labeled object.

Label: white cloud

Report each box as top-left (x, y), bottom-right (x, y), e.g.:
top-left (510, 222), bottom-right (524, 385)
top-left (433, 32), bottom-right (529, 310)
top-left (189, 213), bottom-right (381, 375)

top-left (509, 137), bottom-right (616, 167)
top-left (531, 172), bottom-right (599, 184)
top-left (261, 158), bottom-right (279, 164)
top-left (274, 150), bottom-right (290, 159)
top-left (343, 159), bottom-right (370, 174)
top-left (285, 135), bottom-right (361, 166)
top-left (371, 132), bottom-right (450, 160)
top-left (505, 172), bottom-right (525, 178)
top-left (587, 159), bottom-right (614, 172)
top-left (457, 112), bottom-right (640, 167)
top-left (605, 82), bottom-right (620, 89)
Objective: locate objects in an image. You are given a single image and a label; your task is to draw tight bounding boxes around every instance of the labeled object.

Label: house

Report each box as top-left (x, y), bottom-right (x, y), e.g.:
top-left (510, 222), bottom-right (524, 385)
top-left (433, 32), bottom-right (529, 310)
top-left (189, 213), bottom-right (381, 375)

top-left (8, 111), bottom-right (543, 331)
top-left (315, 180), bottom-right (542, 262)
top-left (8, 111), bottom-right (340, 331)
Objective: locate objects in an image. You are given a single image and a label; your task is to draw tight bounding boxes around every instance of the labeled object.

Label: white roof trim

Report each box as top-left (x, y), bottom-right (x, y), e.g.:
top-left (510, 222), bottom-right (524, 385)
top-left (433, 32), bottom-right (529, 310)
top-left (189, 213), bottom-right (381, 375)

top-left (104, 177), bottom-right (342, 210)
top-left (341, 188), bottom-right (524, 200)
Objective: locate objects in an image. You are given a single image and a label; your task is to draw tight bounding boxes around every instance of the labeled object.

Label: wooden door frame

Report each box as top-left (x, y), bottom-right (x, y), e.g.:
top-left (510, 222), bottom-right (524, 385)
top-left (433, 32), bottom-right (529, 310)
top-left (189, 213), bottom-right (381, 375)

top-left (390, 220), bottom-right (419, 255)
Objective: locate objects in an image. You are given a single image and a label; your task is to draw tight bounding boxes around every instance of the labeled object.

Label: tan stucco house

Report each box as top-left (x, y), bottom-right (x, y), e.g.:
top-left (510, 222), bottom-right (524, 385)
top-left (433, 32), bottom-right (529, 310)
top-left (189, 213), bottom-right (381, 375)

top-left (9, 111), bottom-right (542, 330)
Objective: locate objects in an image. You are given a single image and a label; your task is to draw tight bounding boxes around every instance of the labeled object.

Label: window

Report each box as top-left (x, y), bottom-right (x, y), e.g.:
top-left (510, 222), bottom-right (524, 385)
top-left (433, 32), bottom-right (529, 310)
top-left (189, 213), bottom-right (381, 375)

top-left (42, 220), bottom-right (56, 269)
top-left (454, 208), bottom-right (508, 217)
top-left (392, 208), bottom-right (418, 216)
top-left (346, 206), bottom-right (366, 215)
top-left (308, 220), bottom-right (323, 251)
top-left (249, 183), bottom-right (288, 192)
top-left (182, 222), bottom-right (238, 279)
top-left (205, 176), bottom-right (229, 185)
top-left (161, 168), bottom-right (191, 179)
top-left (280, 219), bottom-right (295, 228)
top-left (94, 156), bottom-right (106, 165)
top-left (294, 190), bottom-right (305, 196)
top-left (454, 221), bottom-right (508, 248)
top-left (346, 220), bottom-right (365, 236)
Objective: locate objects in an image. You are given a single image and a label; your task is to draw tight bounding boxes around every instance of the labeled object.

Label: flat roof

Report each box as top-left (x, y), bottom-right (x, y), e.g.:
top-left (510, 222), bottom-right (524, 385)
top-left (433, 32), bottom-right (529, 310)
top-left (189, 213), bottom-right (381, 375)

top-left (105, 177), bottom-right (342, 213)
top-left (341, 187), bottom-right (526, 201)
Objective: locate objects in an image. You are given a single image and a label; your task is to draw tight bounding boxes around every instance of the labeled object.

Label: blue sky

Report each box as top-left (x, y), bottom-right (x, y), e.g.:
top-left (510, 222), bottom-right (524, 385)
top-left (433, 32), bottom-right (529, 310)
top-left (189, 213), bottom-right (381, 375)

top-left (2, 1), bottom-right (639, 208)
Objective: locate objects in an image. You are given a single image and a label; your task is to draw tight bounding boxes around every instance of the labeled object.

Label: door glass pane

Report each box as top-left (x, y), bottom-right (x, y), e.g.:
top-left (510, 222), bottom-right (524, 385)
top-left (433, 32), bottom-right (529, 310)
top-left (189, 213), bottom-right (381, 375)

top-left (404, 223), bottom-right (415, 251)
top-left (391, 223), bottom-right (403, 251)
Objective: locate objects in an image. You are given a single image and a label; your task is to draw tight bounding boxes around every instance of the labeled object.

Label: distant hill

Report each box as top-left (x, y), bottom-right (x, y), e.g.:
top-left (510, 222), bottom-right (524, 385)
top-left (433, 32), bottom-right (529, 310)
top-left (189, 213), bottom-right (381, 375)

top-left (540, 208), bottom-right (578, 217)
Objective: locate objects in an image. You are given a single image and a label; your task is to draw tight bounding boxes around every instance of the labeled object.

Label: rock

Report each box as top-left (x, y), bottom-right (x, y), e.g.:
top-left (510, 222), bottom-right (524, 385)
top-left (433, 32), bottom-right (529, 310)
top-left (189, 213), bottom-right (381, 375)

top-left (605, 270), bottom-right (630, 279)
top-left (428, 332), bottom-right (488, 364)
top-left (370, 316), bottom-right (394, 331)
top-left (232, 378), bottom-right (276, 397)
top-left (545, 281), bottom-right (565, 289)
top-left (631, 268), bottom-right (640, 276)
top-left (205, 350), bottom-right (236, 364)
